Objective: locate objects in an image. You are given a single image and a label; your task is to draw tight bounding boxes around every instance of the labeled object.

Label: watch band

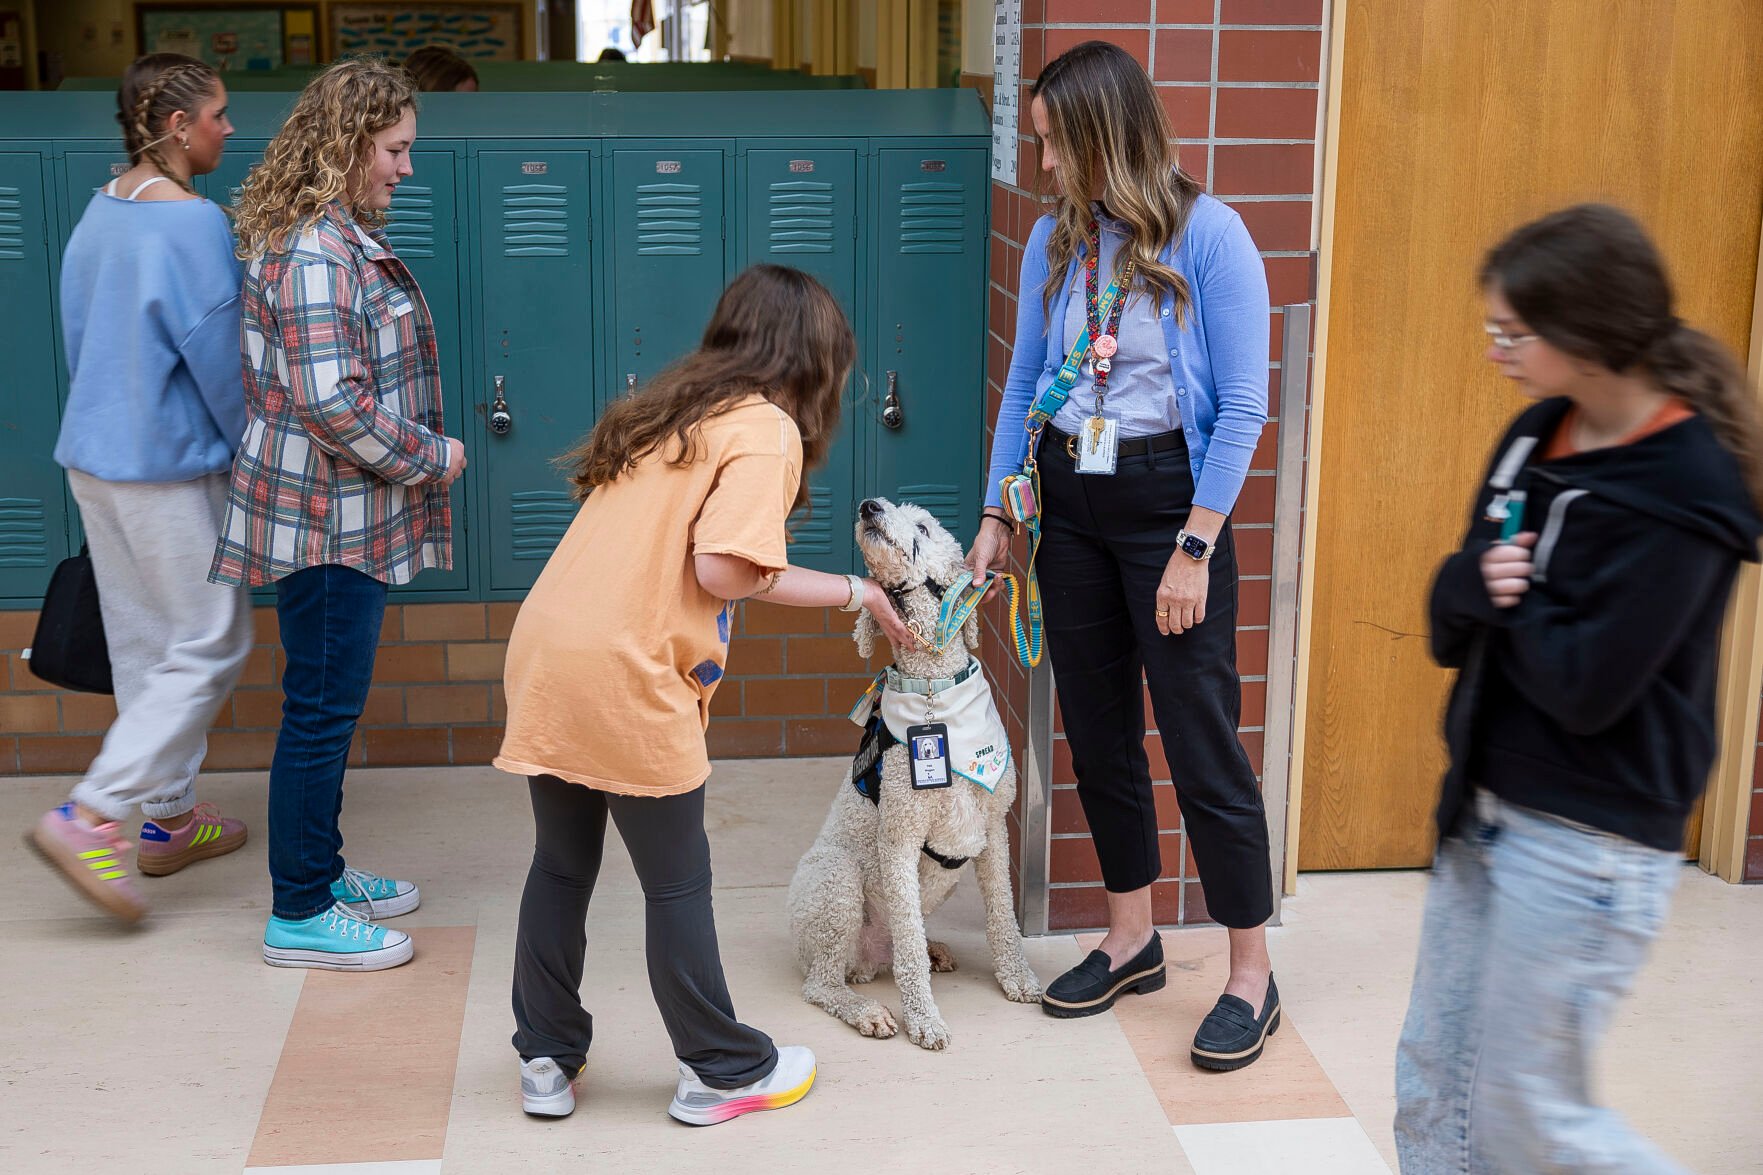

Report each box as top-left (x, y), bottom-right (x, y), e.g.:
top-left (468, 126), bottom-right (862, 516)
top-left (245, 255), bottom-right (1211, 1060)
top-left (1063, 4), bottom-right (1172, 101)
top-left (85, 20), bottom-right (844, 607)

top-left (1177, 529), bottom-right (1216, 561)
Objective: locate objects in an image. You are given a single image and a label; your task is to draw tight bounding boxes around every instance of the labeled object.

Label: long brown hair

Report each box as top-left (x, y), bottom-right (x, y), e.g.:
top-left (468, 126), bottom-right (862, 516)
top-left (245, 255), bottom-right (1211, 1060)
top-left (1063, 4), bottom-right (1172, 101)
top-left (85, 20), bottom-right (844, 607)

top-left (564, 265), bottom-right (855, 512)
top-left (231, 57), bottom-right (417, 258)
top-left (1482, 203), bottom-right (1763, 512)
top-left (1032, 40), bottom-right (1203, 324)
top-left (117, 53), bottom-right (218, 197)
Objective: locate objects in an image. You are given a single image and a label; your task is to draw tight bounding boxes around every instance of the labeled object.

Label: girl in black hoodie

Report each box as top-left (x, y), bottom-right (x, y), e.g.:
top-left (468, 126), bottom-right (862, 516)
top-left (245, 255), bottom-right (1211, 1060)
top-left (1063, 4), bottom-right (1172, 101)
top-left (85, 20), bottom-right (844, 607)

top-left (1395, 205), bottom-right (1763, 1174)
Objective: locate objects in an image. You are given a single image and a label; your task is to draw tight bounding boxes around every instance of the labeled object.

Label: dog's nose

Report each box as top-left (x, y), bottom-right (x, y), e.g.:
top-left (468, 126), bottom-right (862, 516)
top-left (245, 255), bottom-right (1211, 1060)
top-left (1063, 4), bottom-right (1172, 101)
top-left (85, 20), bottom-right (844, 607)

top-left (858, 499), bottom-right (882, 521)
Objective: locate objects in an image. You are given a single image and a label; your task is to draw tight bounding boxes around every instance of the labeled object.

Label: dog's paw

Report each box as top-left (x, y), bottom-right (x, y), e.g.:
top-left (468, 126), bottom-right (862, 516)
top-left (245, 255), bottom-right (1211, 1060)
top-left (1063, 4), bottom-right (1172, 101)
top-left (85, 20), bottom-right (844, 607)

top-left (906, 1014), bottom-right (951, 1051)
top-left (926, 941), bottom-right (958, 973)
top-left (848, 968), bottom-right (879, 984)
top-left (851, 1004), bottom-right (898, 1038)
top-left (998, 968), bottom-right (1043, 1004)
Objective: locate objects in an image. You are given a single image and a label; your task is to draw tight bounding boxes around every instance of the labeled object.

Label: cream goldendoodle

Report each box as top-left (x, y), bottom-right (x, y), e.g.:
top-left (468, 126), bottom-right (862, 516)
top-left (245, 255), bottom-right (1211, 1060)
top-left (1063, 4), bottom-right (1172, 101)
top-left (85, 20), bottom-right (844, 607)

top-left (787, 498), bottom-right (1041, 1050)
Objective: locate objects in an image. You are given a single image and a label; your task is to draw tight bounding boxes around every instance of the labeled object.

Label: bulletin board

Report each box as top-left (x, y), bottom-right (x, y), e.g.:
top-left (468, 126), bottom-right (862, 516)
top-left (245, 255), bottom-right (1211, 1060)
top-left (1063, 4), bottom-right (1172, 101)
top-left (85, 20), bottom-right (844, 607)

top-left (330, 2), bottom-right (523, 61)
top-left (137, 5), bottom-right (318, 71)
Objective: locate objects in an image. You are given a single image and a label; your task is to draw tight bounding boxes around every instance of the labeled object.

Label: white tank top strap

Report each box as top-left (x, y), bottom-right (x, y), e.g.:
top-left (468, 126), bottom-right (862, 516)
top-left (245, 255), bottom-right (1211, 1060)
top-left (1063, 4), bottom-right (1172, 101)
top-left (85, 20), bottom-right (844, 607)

top-left (123, 175), bottom-right (174, 200)
top-left (104, 178), bottom-right (120, 197)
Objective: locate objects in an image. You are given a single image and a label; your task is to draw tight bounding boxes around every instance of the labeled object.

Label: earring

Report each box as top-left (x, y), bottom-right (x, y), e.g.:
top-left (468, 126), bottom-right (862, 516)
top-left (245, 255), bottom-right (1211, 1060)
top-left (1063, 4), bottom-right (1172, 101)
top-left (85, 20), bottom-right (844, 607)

top-left (180, 136), bottom-right (189, 150)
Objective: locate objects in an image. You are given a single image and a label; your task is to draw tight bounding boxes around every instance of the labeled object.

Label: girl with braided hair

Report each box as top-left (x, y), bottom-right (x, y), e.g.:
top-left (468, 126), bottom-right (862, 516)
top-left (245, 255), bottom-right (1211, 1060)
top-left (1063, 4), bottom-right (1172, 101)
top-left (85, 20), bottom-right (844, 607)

top-left (31, 53), bottom-right (254, 924)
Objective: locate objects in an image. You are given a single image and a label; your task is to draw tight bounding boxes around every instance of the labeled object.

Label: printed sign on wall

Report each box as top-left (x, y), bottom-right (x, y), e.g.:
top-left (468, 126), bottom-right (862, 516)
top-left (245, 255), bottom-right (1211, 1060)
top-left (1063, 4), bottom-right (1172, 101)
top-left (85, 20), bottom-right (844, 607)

top-left (330, 2), bottom-right (523, 62)
top-left (991, 0), bottom-right (1021, 186)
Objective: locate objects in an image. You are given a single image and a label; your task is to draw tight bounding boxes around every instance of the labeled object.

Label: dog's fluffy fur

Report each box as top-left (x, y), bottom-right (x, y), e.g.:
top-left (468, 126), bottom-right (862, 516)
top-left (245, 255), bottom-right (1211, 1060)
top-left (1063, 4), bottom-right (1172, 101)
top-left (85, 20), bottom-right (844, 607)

top-left (787, 498), bottom-right (1041, 1049)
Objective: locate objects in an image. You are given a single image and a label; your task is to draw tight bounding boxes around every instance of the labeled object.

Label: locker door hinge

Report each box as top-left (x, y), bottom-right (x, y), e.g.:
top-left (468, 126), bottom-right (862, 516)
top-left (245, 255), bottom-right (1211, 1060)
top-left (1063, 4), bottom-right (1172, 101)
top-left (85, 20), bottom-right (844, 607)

top-left (720, 214), bottom-right (726, 241)
top-left (587, 216), bottom-right (594, 242)
top-left (451, 217), bottom-right (459, 243)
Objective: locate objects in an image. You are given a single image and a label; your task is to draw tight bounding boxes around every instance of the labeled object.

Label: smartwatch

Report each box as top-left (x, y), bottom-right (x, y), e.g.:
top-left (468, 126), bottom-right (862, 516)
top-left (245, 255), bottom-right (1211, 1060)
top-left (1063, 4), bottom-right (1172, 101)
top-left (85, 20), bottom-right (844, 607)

top-left (1176, 529), bottom-right (1215, 562)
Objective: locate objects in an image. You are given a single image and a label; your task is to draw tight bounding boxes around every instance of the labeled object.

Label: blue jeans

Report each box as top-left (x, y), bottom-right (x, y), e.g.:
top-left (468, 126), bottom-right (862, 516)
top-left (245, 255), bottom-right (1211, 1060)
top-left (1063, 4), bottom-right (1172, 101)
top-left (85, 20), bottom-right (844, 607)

top-left (1395, 792), bottom-right (1687, 1174)
top-left (267, 564), bottom-right (388, 920)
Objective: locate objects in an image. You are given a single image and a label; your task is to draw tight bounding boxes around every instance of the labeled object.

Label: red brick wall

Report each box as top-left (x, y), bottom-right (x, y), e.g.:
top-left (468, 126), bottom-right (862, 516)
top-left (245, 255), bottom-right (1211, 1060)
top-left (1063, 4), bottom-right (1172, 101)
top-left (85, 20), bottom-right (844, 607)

top-left (981, 0), bottom-right (1323, 930)
top-left (0, 601), bottom-right (877, 774)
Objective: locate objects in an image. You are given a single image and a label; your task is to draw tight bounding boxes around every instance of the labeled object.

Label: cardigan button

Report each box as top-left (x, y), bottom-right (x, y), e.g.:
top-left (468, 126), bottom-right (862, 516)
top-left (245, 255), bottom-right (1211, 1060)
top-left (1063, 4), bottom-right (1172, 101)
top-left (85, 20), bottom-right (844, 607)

top-left (1177, 387), bottom-right (1188, 397)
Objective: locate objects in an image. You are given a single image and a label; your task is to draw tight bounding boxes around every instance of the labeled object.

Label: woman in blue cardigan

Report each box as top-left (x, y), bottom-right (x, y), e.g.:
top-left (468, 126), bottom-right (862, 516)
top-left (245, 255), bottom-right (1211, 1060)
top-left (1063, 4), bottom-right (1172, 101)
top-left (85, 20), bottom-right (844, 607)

top-left (968, 41), bottom-right (1277, 1070)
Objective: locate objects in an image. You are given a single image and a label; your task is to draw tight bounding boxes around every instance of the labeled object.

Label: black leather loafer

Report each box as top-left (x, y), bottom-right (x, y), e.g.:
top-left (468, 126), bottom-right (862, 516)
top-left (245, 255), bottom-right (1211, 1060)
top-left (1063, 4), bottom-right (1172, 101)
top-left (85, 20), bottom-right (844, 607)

top-left (1191, 974), bottom-right (1280, 1071)
top-left (1041, 934), bottom-right (1166, 1018)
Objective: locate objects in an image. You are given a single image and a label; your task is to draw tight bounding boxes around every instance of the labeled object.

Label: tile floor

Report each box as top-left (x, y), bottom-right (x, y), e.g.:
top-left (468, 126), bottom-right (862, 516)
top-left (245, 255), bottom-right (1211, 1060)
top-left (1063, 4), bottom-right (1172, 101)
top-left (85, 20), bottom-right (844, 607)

top-left (4, 760), bottom-right (1759, 1174)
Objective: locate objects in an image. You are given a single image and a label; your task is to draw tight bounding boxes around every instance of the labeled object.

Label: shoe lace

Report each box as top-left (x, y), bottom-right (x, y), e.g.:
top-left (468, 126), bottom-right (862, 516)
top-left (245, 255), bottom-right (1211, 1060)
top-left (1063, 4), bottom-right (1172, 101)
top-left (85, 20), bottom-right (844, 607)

top-left (324, 905), bottom-right (375, 938)
top-left (336, 867), bottom-right (383, 920)
top-left (189, 802), bottom-right (225, 827)
top-left (90, 820), bottom-right (133, 854)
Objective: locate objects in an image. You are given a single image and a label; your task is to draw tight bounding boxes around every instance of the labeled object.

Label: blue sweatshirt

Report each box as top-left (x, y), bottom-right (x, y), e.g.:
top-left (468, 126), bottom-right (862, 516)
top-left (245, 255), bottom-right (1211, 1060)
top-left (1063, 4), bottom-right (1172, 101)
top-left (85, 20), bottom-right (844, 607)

top-left (54, 190), bottom-right (247, 483)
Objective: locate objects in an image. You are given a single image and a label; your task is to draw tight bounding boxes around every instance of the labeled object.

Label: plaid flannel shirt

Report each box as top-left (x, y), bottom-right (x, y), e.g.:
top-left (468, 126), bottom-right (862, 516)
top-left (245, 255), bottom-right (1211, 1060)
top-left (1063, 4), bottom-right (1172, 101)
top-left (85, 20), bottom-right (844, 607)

top-left (211, 205), bottom-right (452, 588)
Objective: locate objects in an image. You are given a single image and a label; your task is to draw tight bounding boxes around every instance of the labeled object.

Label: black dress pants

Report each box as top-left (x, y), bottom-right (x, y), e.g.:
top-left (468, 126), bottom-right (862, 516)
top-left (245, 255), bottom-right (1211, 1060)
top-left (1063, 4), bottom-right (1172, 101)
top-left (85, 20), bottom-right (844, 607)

top-left (1036, 426), bottom-right (1273, 928)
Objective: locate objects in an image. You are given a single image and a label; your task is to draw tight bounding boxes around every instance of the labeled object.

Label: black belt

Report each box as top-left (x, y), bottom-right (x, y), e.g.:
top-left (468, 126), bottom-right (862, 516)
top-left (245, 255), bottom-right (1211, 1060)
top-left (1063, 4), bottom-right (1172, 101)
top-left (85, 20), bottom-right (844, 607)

top-left (1044, 424), bottom-right (1188, 461)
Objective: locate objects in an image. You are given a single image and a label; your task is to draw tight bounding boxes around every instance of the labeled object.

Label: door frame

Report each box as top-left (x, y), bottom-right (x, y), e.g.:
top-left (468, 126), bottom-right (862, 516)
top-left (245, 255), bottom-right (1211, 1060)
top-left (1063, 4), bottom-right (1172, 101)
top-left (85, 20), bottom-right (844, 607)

top-left (1288, 0), bottom-right (1763, 890)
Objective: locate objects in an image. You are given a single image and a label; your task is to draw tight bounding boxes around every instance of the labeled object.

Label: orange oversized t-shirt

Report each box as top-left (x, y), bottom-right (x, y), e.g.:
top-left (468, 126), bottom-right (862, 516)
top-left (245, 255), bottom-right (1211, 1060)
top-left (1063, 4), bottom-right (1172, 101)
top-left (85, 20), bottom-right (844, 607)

top-left (494, 396), bottom-right (802, 795)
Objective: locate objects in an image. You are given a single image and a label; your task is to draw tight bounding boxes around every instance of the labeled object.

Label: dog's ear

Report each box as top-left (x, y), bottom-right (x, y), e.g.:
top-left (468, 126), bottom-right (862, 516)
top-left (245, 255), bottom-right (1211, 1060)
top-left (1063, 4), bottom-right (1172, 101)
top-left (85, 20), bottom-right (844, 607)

top-left (852, 607), bottom-right (878, 660)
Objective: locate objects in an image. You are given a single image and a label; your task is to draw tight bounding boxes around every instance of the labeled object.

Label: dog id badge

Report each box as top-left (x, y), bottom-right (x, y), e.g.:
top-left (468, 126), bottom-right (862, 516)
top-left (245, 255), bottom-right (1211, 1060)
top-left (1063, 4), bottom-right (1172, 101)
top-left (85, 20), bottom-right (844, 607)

top-left (1074, 414), bottom-right (1119, 475)
top-left (906, 723), bottom-right (953, 790)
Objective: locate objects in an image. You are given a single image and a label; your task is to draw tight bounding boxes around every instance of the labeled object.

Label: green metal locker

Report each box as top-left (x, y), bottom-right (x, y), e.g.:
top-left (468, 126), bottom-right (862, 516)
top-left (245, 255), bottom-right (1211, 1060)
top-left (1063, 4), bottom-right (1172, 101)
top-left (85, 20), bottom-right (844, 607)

top-left (0, 152), bottom-right (73, 600)
top-left (475, 147), bottom-right (595, 592)
top-left (608, 145), bottom-right (727, 393)
top-left (739, 144), bottom-right (861, 572)
top-left (870, 147), bottom-right (989, 548)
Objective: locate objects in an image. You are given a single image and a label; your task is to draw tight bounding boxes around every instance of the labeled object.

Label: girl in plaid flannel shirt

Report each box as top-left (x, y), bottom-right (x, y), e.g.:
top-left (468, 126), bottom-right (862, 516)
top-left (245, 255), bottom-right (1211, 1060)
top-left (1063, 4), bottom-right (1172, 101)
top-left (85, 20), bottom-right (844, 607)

top-left (213, 58), bottom-right (466, 972)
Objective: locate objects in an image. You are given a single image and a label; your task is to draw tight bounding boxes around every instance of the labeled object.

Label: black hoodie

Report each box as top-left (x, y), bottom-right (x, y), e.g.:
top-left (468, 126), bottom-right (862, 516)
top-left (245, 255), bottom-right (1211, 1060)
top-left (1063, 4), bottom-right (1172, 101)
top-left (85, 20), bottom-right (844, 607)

top-left (1430, 396), bottom-right (1763, 852)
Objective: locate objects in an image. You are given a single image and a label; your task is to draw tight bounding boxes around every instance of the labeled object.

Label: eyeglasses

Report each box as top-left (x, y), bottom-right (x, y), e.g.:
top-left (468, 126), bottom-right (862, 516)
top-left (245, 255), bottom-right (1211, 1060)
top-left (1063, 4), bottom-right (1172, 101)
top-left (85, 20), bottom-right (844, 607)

top-left (1483, 322), bottom-right (1539, 351)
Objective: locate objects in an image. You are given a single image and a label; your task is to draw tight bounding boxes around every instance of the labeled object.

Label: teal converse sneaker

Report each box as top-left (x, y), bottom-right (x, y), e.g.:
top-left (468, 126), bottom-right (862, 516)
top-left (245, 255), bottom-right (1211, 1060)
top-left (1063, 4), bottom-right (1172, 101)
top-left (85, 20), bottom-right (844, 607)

top-left (330, 866), bottom-right (421, 920)
top-left (263, 904), bottom-right (414, 971)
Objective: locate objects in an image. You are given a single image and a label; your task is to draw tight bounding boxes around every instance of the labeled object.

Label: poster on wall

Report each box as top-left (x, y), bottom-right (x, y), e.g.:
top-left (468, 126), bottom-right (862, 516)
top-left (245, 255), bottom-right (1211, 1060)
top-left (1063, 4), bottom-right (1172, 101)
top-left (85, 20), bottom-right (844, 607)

top-left (330, 3), bottom-right (523, 61)
top-left (137, 6), bottom-right (303, 71)
top-left (991, 0), bottom-right (1021, 186)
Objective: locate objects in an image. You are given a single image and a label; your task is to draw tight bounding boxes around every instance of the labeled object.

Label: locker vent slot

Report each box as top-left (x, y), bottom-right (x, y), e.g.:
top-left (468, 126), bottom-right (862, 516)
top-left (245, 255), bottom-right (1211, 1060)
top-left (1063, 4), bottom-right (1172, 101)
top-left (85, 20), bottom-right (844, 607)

top-left (767, 181), bottom-right (834, 254)
top-left (898, 183), bottom-right (965, 255)
top-left (0, 497), bottom-right (48, 566)
top-left (502, 184), bottom-right (570, 258)
top-left (636, 183), bottom-right (703, 256)
top-left (509, 490), bottom-right (576, 559)
top-left (787, 485), bottom-right (835, 553)
top-left (897, 484), bottom-right (961, 537)
top-left (0, 187), bottom-right (24, 260)
top-left (384, 184), bottom-right (436, 258)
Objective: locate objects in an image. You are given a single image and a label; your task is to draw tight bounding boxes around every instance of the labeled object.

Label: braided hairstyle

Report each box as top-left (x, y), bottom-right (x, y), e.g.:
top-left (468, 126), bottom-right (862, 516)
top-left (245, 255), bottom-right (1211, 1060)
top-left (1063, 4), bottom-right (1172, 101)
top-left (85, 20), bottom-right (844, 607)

top-left (117, 53), bottom-right (219, 197)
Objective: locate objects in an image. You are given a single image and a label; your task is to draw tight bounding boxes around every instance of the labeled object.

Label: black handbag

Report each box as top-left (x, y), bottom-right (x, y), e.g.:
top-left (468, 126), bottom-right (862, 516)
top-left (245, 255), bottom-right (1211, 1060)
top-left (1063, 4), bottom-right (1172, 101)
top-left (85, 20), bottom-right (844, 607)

top-left (26, 544), bottom-right (114, 694)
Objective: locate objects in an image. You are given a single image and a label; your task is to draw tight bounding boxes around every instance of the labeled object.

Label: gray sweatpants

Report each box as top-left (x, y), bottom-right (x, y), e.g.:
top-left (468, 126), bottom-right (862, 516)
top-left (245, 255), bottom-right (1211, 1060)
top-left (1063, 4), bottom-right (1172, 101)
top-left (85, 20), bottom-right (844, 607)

top-left (65, 470), bottom-right (253, 823)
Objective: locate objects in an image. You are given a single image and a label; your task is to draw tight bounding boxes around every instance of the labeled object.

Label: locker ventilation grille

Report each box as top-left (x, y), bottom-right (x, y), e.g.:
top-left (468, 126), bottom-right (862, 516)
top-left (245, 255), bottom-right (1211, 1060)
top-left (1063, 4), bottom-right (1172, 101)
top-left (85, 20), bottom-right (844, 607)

top-left (898, 183), bottom-right (964, 254)
top-left (385, 185), bottom-right (436, 258)
top-left (787, 485), bottom-right (835, 554)
top-left (0, 187), bottom-right (24, 260)
top-left (502, 184), bottom-right (570, 258)
top-left (508, 490), bottom-right (575, 559)
top-left (767, 182), bottom-right (834, 255)
top-left (636, 183), bottom-right (703, 256)
top-left (898, 485), bottom-right (961, 538)
top-left (0, 498), bottom-right (48, 567)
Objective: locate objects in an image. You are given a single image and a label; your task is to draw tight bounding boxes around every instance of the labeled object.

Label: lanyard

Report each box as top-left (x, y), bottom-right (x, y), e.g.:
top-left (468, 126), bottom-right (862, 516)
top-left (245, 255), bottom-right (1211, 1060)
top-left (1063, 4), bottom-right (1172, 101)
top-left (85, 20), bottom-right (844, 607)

top-left (1024, 252), bottom-right (1131, 434)
top-left (1085, 219), bottom-right (1133, 408)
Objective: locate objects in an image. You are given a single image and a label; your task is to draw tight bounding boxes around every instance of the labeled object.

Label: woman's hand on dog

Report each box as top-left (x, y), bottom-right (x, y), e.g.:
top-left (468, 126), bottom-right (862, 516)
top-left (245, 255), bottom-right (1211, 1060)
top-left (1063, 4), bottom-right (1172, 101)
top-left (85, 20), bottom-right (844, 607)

top-left (861, 579), bottom-right (918, 650)
top-left (965, 515), bottom-right (1012, 601)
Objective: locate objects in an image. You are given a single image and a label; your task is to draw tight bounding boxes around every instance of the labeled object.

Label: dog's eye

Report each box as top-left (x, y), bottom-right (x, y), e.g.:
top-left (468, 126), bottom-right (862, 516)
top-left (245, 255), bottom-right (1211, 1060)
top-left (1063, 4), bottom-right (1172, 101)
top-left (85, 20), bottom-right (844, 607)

top-left (917, 524), bottom-right (929, 535)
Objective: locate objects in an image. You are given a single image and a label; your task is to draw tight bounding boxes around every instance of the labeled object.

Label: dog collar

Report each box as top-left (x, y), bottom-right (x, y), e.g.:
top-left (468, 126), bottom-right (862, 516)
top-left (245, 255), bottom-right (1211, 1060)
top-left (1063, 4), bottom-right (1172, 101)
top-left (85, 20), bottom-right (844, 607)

top-left (885, 658), bottom-right (983, 697)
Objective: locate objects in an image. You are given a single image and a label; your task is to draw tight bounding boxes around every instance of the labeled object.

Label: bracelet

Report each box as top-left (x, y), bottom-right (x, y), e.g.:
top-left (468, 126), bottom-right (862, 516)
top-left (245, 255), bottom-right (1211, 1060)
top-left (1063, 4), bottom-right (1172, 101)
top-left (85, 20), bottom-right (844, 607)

top-left (980, 508), bottom-right (1016, 534)
top-left (756, 570), bottom-right (783, 596)
top-left (840, 574), bottom-right (865, 612)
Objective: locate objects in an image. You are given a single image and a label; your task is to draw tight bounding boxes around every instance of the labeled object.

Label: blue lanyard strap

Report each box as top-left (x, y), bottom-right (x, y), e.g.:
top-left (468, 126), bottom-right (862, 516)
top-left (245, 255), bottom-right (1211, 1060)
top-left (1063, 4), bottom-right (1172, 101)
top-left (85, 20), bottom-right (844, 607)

top-left (1025, 266), bottom-right (1130, 433)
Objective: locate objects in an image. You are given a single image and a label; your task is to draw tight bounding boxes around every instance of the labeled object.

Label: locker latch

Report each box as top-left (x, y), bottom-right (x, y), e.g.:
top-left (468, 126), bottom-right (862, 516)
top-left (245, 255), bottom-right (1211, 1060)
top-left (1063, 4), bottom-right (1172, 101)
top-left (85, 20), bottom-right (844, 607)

top-left (882, 371), bottom-right (904, 430)
top-left (489, 375), bottom-right (512, 436)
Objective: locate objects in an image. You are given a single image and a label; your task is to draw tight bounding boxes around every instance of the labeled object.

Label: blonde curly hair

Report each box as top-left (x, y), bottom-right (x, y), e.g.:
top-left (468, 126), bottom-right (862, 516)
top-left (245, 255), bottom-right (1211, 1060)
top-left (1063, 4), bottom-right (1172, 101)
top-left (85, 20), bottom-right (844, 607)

top-left (232, 57), bottom-right (418, 258)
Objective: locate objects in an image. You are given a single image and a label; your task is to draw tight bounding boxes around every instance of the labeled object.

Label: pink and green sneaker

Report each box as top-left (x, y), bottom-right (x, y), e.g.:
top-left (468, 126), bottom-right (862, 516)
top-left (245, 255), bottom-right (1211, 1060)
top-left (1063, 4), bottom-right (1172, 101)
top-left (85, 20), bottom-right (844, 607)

top-left (29, 803), bottom-right (146, 924)
top-left (137, 802), bottom-right (248, 877)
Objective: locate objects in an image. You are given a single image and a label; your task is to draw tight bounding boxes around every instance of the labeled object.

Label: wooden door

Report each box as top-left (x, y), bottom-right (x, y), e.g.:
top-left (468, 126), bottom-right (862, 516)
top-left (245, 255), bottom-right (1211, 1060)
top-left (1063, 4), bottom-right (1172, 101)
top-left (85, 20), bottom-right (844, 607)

top-left (1299, 1), bottom-right (1763, 870)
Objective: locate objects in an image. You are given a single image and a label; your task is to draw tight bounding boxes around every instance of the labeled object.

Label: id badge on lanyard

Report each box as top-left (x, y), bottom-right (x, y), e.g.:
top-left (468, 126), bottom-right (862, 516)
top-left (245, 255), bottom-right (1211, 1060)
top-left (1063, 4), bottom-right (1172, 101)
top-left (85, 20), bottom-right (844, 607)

top-left (1074, 413), bottom-right (1119, 475)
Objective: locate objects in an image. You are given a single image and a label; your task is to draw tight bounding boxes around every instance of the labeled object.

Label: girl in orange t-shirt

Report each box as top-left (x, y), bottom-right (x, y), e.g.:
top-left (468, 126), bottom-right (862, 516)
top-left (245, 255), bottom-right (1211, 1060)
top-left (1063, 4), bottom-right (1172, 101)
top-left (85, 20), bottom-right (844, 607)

top-left (498, 265), bottom-right (913, 1125)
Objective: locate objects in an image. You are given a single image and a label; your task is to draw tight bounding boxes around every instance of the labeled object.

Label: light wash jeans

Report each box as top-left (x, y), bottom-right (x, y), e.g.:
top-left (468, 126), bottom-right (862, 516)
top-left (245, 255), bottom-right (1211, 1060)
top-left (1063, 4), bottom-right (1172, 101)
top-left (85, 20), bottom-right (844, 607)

top-left (1395, 792), bottom-right (1689, 1174)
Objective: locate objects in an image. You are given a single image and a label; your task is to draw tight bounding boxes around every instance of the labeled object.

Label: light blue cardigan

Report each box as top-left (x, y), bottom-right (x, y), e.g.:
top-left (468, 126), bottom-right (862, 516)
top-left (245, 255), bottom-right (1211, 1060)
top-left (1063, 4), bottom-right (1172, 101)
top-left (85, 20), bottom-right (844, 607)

top-left (983, 193), bottom-right (1270, 516)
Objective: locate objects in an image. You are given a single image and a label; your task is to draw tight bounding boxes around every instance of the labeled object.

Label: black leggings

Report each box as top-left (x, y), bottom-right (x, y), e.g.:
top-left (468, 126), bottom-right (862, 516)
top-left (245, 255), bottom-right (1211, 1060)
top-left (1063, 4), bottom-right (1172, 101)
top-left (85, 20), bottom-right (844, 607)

top-left (510, 775), bottom-right (777, 1087)
top-left (1036, 428), bottom-right (1273, 929)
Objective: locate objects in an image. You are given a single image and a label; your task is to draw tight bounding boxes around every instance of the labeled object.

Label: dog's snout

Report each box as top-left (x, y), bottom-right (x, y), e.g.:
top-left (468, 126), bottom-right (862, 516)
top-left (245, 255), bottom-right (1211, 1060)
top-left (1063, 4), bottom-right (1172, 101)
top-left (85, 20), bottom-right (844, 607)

top-left (859, 499), bottom-right (882, 521)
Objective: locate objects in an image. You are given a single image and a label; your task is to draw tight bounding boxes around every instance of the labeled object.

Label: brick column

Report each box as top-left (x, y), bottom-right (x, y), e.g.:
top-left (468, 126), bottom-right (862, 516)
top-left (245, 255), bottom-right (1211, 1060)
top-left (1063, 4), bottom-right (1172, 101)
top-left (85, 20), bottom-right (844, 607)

top-left (980, 0), bottom-right (1324, 931)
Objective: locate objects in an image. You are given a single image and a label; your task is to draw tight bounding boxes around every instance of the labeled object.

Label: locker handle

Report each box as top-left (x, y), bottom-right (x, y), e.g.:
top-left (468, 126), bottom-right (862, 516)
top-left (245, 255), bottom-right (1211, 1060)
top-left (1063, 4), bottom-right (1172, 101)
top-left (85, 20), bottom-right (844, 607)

top-left (882, 371), bottom-right (904, 430)
top-left (489, 375), bottom-right (512, 436)
top-left (626, 373), bottom-right (639, 394)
